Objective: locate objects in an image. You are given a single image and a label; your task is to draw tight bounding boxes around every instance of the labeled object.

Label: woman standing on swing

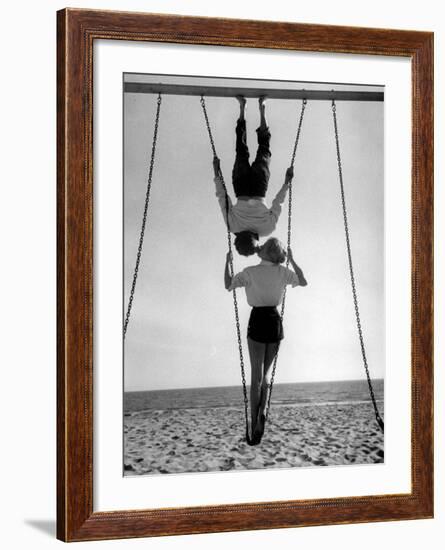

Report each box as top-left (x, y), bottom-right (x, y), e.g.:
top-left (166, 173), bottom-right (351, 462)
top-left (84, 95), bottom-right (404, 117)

top-left (224, 238), bottom-right (308, 443)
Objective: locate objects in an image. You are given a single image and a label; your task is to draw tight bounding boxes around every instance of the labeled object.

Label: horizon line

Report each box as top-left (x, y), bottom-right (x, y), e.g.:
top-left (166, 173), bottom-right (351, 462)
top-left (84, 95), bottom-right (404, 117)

top-left (124, 377), bottom-right (384, 394)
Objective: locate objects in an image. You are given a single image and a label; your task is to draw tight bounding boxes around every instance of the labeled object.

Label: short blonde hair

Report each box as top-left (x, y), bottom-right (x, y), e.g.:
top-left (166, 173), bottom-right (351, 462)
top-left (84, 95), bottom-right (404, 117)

top-left (260, 237), bottom-right (286, 264)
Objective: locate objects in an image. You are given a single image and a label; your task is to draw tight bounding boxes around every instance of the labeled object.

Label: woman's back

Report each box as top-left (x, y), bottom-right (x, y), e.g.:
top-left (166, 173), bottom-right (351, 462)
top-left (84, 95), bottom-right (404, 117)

top-left (230, 260), bottom-right (300, 307)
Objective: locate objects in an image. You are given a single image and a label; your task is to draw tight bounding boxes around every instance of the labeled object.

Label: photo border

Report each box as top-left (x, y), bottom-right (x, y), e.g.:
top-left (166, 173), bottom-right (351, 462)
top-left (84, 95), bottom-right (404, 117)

top-left (57, 8), bottom-right (433, 542)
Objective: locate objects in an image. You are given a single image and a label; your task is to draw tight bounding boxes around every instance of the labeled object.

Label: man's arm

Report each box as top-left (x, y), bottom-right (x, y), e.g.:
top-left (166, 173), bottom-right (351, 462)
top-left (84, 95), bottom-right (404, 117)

top-left (224, 252), bottom-right (233, 290)
top-left (213, 156), bottom-right (221, 179)
top-left (288, 248), bottom-right (308, 286)
top-left (270, 166), bottom-right (294, 218)
top-left (213, 157), bottom-right (233, 226)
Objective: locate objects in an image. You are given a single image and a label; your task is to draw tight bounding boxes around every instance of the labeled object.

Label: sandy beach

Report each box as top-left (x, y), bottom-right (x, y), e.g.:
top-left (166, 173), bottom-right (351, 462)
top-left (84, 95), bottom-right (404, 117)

top-left (124, 401), bottom-right (384, 475)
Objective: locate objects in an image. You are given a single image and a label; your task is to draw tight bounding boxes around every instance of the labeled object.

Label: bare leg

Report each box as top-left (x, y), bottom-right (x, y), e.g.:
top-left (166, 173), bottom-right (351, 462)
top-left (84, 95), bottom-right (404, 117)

top-left (256, 342), bottom-right (280, 432)
top-left (258, 96), bottom-right (268, 130)
top-left (247, 337), bottom-right (266, 431)
top-left (237, 96), bottom-right (246, 121)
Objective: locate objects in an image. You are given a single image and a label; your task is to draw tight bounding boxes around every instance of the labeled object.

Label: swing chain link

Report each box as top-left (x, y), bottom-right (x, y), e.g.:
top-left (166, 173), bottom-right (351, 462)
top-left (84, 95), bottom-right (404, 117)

top-left (264, 99), bottom-right (307, 422)
top-left (331, 99), bottom-right (384, 432)
top-left (123, 93), bottom-right (162, 338)
top-left (200, 96), bottom-right (251, 435)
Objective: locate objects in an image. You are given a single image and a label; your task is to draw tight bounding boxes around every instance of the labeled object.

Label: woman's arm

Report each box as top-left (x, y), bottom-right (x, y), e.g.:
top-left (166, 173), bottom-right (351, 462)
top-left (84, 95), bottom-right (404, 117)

top-left (224, 251), bottom-right (233, 290)
top-left (287, 248), bottom-right (308, 286)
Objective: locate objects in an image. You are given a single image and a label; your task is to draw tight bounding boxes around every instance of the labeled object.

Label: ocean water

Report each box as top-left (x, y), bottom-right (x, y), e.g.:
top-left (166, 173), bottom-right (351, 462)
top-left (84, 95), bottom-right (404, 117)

top-left (124, 379), bottom-right (384, 414)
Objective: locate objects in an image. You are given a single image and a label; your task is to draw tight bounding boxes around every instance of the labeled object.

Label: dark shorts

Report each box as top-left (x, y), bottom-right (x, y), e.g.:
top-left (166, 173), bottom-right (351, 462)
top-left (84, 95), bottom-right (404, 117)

top-left (232, 119), bottom-right (271, 198)
top-left (247, 306), bottom-right (284, 344)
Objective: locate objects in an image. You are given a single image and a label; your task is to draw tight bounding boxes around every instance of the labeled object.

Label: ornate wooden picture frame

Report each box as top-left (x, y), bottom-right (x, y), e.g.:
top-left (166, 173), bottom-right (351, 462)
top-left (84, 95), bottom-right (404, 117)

top-left (57, 8), bottom-right (433, 542)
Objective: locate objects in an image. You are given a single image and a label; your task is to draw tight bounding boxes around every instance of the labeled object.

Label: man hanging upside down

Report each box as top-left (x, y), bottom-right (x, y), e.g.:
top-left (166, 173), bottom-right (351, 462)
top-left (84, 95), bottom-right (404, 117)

top-left (213, 96), bottom-right (294, 256)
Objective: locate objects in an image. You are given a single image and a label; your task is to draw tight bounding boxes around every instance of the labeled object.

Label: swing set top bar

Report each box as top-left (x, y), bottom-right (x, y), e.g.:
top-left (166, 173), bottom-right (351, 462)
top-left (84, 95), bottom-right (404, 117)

top-left (124, 82), bottom-right (384, 102)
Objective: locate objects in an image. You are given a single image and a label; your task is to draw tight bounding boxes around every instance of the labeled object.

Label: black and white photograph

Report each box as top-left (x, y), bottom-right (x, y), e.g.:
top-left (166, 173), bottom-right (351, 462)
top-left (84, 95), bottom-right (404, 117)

top-left (2, 0), bottom-right (439, 546)
top-left (123, 73), bottom-right (385, 476)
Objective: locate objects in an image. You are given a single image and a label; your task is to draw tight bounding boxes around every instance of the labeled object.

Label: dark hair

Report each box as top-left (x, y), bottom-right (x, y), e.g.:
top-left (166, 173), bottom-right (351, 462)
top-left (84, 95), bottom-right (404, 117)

top-left (234, 231), bottom-right (259, 257)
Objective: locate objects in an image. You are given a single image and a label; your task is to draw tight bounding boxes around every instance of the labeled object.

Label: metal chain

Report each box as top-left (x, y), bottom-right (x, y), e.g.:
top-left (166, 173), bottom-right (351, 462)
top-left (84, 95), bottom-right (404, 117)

top-left (200, 96), bottom-right (252, 441)
top-left (331, 99), bottom-right (384, 432)
top-left (123, 94), bottom-right (162, 338)
top-left (264, 99), bottom-right (307, 422)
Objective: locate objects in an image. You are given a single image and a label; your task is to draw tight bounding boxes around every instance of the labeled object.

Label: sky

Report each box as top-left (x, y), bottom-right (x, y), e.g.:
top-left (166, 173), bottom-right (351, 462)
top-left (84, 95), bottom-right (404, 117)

top-left (123, 74), bottom-right (384, 392)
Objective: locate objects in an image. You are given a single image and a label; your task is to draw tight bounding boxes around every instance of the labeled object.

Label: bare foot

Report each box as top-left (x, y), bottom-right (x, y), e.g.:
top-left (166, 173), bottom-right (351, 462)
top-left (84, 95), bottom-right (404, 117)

top-left (236, 95), bottom-right (246, 119)
top-left (258, 96), bottom-right (268, 128)
top-left (258, 412), bottom-right (266, 433)
top-left (252, 413), bottom-right (266, 445)
top-left (258, 96), bottom-right (267, 109)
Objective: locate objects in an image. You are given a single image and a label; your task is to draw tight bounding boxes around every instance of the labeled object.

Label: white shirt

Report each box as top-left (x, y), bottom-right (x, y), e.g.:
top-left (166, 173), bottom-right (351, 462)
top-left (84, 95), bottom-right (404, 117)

top-left (229, 260), bottom-right (301, 307)
top-left (214, 176), bottom-right (289, 236)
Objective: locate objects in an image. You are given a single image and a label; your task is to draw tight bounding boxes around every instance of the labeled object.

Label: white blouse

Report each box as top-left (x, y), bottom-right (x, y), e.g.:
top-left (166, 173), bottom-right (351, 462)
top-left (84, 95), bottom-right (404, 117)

top-left (229, 260), bottom-right (300, 307)
top-left (214, 176), bottom-right (289, 236)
